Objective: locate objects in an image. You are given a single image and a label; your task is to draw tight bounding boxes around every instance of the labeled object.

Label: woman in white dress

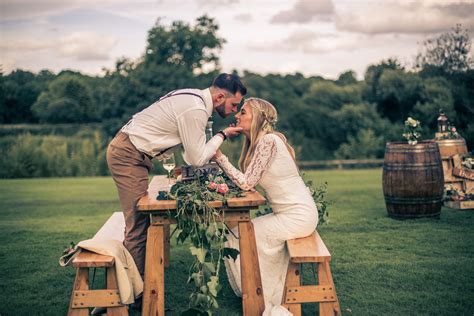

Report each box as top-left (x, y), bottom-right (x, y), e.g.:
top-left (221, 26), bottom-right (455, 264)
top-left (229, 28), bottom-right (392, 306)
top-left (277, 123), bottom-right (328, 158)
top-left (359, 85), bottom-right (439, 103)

top-left (213, 98), bottom-right (318, 315)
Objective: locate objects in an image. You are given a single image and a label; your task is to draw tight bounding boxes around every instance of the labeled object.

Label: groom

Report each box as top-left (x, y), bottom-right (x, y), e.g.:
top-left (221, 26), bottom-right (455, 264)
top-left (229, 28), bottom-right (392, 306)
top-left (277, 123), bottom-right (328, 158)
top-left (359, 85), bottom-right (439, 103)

top-left (106, 73), bottom-right (246, 277)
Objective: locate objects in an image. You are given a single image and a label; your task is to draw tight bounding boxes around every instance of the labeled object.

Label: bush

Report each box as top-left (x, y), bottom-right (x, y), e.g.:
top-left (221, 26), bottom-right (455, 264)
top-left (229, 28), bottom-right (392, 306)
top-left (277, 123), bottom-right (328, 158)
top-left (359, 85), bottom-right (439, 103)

top-left (0, 132), bottom-right (109, 178)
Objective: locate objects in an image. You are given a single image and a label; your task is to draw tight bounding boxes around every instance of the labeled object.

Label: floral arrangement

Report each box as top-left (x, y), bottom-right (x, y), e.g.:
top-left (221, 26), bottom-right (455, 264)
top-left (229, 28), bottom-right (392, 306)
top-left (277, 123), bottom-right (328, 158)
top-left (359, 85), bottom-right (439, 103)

top-left (461, 156), bottom-right (474, 169)
top-left (437, 123), bottom-right (462, 140)
top-left (157, 171), bottom-right (243, 315)
top-left (402, 117), bottom-right (422, 145)
top-left (444, 184), bottom-right (474, 201)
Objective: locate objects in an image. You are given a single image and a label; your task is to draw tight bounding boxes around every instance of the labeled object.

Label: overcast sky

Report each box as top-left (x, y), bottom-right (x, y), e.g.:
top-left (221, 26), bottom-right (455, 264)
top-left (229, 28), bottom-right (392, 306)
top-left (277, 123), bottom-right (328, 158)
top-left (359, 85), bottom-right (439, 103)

top-left (1, 0), bottom-right (474, 79)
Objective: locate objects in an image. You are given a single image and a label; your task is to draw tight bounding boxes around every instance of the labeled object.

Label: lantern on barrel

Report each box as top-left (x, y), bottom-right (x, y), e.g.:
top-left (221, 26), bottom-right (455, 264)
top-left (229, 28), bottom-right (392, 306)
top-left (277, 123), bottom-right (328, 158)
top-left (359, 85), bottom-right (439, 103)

top-left (382, 118), bottom-right (444, 219)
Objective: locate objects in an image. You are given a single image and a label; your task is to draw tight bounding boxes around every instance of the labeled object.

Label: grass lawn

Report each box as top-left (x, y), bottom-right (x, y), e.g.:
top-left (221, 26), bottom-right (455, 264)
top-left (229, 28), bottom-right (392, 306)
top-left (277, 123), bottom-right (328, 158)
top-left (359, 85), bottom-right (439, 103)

top-left (0, 169), bottom-right (473, 315)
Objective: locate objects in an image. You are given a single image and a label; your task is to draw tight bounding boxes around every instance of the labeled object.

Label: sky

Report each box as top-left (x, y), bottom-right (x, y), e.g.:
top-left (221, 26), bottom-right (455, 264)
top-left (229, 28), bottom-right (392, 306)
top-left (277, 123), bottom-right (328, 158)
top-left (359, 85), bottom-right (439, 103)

top-left (1, 0), bottom-right (474, 80)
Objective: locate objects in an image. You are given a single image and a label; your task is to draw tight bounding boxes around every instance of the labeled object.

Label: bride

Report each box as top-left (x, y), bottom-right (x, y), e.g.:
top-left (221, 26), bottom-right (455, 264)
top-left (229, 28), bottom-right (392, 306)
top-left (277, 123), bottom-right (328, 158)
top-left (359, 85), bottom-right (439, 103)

top-left (213, 97), bottom-right (318, 315)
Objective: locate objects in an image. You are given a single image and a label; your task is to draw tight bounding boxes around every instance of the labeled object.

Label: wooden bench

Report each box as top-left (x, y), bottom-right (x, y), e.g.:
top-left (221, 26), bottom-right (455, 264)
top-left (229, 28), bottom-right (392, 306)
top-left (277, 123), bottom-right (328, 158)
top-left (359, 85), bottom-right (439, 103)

top-left (67, 212), bottom-right (128, 316)
top-left (282, 231), bottom-right (341, 316)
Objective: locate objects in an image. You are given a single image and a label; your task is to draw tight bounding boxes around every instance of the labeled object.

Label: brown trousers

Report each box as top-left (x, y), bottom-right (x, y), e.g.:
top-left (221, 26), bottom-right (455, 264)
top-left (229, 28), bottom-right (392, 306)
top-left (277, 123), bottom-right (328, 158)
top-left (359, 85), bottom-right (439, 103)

top-left (106, 132), bottom-right (153, 276)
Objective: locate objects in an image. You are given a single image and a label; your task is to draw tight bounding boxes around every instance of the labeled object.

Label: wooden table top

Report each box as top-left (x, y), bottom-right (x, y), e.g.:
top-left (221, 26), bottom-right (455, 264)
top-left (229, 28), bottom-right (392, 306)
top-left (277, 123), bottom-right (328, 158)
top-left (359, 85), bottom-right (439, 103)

top-left (137, 175), bottom-right (266, 211)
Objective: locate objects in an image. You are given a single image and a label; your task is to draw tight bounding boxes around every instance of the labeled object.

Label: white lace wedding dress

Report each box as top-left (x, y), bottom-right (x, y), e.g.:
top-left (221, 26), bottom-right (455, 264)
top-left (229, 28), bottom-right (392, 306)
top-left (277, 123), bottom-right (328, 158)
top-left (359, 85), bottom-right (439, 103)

top-left (215, 133), bottom-right (318, 316)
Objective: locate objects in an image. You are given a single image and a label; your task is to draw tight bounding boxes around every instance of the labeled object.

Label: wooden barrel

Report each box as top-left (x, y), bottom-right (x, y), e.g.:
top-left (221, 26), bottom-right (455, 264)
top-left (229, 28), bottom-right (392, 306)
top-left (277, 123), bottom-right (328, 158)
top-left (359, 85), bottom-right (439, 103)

top-left (382, 141), bottom-right (444, 219)
top-left (436, 138), bottom-right (468, 158)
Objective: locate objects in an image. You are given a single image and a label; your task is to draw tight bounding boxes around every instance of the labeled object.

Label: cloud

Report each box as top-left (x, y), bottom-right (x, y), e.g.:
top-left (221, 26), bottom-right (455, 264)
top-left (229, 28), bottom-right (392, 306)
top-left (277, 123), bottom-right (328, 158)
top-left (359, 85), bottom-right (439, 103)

top-left (249, 29), bottom-right (358, 54)
top-left (270, 0), bottom-right (334, 24)
top-left (2, 32), bottom-right (118, 61)
top-left (335, 1), bottom-right (474, 34)
top-left (234, 13), bottom-right (253, 22)
top-left (0, 0), bottom-right (137, 22)
top-left (195, 0), bottom-right (238, 8)
top-left (58, 32), bottom-right (118, 60)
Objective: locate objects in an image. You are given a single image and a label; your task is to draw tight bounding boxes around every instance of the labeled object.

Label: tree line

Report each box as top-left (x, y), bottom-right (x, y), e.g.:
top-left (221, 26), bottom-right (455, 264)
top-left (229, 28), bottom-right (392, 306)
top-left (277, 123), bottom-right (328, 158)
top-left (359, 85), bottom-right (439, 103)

top-left (1, 16), bottom-right (473, 169)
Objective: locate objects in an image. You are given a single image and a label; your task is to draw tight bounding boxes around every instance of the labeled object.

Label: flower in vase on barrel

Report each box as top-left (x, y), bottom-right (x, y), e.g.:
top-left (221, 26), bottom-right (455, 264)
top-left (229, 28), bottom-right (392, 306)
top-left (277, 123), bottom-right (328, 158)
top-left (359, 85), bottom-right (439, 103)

top-left (402, 117), bottom-right (422, 145)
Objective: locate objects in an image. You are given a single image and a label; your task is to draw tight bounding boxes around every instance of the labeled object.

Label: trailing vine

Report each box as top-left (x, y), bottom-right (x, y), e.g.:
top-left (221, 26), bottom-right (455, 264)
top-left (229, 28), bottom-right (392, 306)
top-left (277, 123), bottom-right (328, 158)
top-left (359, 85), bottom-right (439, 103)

top-left (157, 171), bottom-right (242, 315)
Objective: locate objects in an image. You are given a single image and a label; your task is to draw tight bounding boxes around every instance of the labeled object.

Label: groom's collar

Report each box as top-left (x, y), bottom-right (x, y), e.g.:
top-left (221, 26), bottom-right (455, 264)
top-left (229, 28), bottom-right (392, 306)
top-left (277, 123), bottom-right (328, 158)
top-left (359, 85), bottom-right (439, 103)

top-left (202, 88), bottom-right (213, 117)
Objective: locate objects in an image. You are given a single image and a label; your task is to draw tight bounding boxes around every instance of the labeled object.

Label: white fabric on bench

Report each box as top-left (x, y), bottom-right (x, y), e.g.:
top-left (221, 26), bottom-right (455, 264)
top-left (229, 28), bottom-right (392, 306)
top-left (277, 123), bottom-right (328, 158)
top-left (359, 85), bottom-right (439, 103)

top-left (60, 212), bottom-right (143, 305)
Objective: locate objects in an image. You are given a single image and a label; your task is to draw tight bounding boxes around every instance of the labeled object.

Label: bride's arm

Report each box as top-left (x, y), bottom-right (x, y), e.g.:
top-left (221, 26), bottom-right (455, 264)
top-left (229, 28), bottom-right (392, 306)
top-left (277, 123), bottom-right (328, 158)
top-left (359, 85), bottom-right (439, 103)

top-left (214, 135), bottom-right (277, 190)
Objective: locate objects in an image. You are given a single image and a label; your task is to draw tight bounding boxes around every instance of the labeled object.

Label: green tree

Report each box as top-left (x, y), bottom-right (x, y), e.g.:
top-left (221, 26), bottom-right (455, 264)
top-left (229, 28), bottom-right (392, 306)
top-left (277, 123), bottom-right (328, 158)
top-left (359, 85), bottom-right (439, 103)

top-left (373, 69), bottom-right (424, 122)
top-left (0, 70), bottom-right (54, 123)
top-left (416, 24), bottom-right (473, 74)
top-left (32, 75), bottom-right (96, 123)
top-left (99, 15), bottom-right (224, 135)
top-left (303, 80), bottom-right (363, 110)
top-left (336, 70), bottom-right (358, 86)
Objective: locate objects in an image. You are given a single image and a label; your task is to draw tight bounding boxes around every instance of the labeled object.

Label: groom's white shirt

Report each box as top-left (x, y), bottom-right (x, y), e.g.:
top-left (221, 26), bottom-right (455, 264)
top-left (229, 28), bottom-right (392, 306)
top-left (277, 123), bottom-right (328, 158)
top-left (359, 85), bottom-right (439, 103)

top-left (121, 88), bottom-right (223, 167)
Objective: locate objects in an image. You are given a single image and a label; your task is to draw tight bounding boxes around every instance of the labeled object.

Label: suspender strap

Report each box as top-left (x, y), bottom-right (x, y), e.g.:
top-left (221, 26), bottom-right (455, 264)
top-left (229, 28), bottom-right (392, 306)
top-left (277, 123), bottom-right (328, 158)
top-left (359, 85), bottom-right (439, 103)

top-left (159, 91), bottom-right (205, 103)
top-left (146, 90), bottom-right (206, 159)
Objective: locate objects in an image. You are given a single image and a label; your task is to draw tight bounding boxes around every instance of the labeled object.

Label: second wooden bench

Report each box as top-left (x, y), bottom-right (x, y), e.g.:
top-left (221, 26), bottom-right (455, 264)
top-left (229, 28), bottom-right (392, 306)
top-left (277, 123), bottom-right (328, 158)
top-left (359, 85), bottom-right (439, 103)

top-left (282, 231), bottom-right (341, 316)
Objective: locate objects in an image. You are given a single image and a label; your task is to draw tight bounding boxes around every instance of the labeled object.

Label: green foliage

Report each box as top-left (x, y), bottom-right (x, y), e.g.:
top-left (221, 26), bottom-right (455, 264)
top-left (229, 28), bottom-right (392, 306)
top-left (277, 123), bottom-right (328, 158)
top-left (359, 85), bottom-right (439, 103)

top-left (0, 70), bottom-right (54, 123)
top-left (164, 172), bottom-right (243, 314)
top-left (32, 75), bottom-right (97, 123)
top-left (0, 132), bottom-right (109, 178)
top-left (416, 24), bottom-right (473, 74)
top-left (335, 129), bottom-right (385, 159)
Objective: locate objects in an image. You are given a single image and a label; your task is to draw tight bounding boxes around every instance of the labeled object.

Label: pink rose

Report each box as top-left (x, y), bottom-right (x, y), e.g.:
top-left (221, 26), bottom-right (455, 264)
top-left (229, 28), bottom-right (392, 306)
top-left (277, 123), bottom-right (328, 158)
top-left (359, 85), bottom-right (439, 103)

top-left (207, 181), bottom-right (218, 190)
top-left (217, 183), bottom-right (229, 195)
top-left (451, 127), bottom-right (456, 132)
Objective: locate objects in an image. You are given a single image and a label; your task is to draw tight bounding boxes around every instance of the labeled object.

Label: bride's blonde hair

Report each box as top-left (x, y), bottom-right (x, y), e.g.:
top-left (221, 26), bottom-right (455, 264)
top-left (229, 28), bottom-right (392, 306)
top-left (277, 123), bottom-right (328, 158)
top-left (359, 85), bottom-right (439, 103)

top-left (239, 98), bottom-right (296, 172)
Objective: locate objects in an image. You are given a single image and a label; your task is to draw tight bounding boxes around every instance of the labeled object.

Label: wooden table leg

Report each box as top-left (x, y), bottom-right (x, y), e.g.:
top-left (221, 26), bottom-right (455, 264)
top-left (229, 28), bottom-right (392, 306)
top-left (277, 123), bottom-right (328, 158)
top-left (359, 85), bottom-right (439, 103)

top-left (142, 225), bottom-right (165, 316)
top-left (238, 221), bottom-right (265, 315)
top-left (164, 224), bottom-right (170, 268)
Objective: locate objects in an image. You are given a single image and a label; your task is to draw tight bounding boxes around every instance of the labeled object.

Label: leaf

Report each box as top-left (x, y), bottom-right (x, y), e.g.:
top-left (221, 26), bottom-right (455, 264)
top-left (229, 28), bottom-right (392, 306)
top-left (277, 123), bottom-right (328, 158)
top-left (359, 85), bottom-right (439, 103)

top-left (190, 246), bottom-right (207, 263)
top-left (202, 262), bottom-right (216, 274)
top-left (223, 247), bottom-right (240, 261)
top-left (190, 272), bottom-right (203, 287)
top-left (207, 276), bottom-right (219, 297)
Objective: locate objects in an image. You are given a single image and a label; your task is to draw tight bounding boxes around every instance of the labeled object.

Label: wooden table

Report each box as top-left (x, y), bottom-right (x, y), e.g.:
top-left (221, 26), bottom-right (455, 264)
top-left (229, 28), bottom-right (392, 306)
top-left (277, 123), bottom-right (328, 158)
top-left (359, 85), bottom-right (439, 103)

top-left (137, 176), bottom-right (266, 315)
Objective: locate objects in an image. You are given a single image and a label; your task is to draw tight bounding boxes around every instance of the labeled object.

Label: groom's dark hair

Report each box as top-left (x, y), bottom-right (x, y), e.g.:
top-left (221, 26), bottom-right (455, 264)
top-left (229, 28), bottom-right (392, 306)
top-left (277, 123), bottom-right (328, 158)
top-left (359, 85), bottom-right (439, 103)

top-left (212, 73), bottom-right (247, 96)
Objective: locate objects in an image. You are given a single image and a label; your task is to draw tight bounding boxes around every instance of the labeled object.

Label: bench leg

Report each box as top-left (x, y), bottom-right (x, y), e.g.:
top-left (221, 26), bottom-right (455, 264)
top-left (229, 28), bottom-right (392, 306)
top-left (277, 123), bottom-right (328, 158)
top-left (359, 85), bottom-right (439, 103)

top-left (142, 224), bottom-right (165, 316)
top-left (318, 261), bottom-right (341, 316)
top-left (282, 262), bottom-right (302, 316)
top-left (106, 266), bottom-right (129, 316)
top-left (68, 268), bottom-right (89, 316)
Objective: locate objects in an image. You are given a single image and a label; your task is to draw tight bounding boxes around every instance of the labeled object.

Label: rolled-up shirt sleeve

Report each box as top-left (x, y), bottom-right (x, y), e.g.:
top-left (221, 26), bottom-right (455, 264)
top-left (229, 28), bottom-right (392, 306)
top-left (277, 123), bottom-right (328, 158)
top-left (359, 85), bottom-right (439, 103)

top-left (177, 108), bottom-right (223, 167)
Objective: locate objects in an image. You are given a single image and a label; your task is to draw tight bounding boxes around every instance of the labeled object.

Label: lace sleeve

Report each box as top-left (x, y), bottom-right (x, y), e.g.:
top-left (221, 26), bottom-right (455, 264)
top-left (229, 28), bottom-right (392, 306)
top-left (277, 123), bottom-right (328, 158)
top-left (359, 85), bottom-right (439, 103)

top-left (215, 135), bottom-right (277, 190)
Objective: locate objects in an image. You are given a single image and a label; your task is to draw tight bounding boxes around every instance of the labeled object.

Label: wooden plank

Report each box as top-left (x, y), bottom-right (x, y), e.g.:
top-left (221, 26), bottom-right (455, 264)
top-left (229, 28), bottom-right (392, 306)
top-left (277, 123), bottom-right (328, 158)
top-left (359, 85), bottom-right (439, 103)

top-left (226, 191), bottom-right (266, 208)
top-left (137, 176), bottom-right (266, 211)
top-left (284, 285), bottom-right (337, 303)
top-left (287, 231), bottom-right (331, 263)
top-left (281, 262), bottom-right (302, 316)
top-left (72, 250), bottom-right (115, 268)
top-left (238, 221), bottom-right (265, 315)
top-left (318, 261), bottom-right (341, 316)
top-left (444, 200), bottom-right (474, 210)
top-left (71, 290), bottom-right (122, 308)
top-left (453, 167), bottom-right (474, 180)
top-left (106, 265), bottom-right (129, 315)
top-left (68, 268), bottom-right (89, 316)
top-left (142, 225), bottom-right (165, 316)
